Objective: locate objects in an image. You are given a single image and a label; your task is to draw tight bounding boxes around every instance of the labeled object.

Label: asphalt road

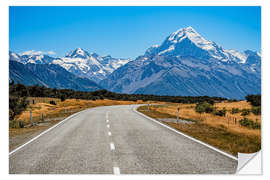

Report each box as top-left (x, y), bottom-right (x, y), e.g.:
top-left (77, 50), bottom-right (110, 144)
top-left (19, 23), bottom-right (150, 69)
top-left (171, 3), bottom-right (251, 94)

top-left (9, 105), bottom-right (237, 174)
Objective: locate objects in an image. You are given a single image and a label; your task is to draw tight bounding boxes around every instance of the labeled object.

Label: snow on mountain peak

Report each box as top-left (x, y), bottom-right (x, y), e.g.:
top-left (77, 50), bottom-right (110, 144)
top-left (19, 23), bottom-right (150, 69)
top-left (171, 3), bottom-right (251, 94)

top-left (145, 26), bottom-right (257, 64)
top-left (168, 26), bottom-right (215, 51)
top-left (65, 48), bottom-right (90, 58)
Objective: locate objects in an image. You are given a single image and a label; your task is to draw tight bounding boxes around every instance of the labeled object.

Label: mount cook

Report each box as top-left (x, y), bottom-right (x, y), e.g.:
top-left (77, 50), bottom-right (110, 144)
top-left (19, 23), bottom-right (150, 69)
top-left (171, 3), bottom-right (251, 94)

top-left (10, 27), bottom-right (261, 99)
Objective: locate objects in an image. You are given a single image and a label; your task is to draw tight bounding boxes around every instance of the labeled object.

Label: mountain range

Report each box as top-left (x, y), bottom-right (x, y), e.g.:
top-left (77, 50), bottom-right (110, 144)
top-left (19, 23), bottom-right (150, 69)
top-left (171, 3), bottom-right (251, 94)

top-left (9, 26), bottom-right (261, 99)
top-left (9, 60), bottom-right (101, 91)
top-left (100, 27), bottom-right (261, 99)
top-left (9, 48), bottom-right (130, 82)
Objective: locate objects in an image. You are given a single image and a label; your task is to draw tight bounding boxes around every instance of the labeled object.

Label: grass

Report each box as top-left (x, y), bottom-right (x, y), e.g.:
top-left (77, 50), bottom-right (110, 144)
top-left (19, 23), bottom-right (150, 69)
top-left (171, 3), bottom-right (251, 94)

top-left (9, 98), bottom-right (155, 150)
top-left (143, 101), bottom-right (261, 136)
top-left (137, 101), bottom-right (261, 156)
top-left (15, 98), bottom-right (147, 125)
top-left (10, 98), bottom-right (153, 137)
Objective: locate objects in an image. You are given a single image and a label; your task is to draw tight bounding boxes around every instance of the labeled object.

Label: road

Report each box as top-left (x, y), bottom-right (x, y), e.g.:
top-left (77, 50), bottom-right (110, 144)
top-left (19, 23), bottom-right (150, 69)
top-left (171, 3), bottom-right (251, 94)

top-left (9, 105), bottom-right (237, 174)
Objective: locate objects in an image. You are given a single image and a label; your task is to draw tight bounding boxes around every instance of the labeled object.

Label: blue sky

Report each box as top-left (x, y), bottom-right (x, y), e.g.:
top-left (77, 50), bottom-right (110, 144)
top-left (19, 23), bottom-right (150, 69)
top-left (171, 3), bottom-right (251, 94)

top-left (9, 6), bottom-right (261, 59)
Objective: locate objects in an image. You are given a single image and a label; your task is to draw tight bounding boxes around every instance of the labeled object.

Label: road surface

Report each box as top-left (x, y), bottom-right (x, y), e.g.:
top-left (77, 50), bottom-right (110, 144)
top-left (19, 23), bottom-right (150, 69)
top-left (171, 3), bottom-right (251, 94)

top-left (9, 105), bottom-right (237, 174)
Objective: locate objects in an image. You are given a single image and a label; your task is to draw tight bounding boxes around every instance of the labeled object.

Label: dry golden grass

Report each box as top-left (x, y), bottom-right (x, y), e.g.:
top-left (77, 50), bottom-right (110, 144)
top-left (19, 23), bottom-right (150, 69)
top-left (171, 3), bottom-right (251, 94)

top-left (138, 102), bottom-right (261, 155)
top-left (10, 98), bottom-right (159, 149)
top-left (165, 122), bottom-right (261, 155)
top-left (27, 97), bottom-right (61, 105)
top-left (15, 97), bottom-right (149, 125)
top-left (150, 101), bottom-right (261, 136)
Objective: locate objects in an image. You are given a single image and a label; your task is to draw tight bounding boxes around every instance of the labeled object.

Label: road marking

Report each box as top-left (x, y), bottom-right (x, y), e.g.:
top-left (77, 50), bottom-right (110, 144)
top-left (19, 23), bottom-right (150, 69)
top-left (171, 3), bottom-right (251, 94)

top-left (133, 105), bottom-right (238, 161)
top-left (110, 142), bottom-right (115, 150)
top-left (106, 119), bottom-right (109, 123)
top-left (108, 131), bottom-right (112, 136)
top-left (113, 167), bottom-right (120, 175)
top-left (9, 108), bottom-right (90, 156)
top-left (107, 124), bottom-right (110, 128)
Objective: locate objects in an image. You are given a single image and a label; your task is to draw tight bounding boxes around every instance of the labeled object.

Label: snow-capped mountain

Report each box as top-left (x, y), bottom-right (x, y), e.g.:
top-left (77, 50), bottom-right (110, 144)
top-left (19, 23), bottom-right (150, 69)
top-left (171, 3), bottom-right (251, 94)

top-left (146, 26), bottom-right (252, 63)
top-left (9, 48), bottom-right (131, 82)
top-left (100, 27), bottom-right (261, 99)
top-left (9, 51), bottom-right (55, 64)
top-left (52, 48), bottom-right (130, 82)
top-left (9, 60), bottom-right (102, 92)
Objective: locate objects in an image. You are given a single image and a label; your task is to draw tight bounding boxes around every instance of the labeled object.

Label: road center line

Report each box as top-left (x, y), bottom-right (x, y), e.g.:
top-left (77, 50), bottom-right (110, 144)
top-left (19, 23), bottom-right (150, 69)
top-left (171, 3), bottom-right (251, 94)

top-left (107, 124), bottom-right (110, 128)
top-left (106, 119), bottom-right (109, 123)
top-left (108, 131), bottom-right (112, 136)
top-left (110, 142), bottom-right (115, 150)
top-left (113, 167), bottom-right (120, 175)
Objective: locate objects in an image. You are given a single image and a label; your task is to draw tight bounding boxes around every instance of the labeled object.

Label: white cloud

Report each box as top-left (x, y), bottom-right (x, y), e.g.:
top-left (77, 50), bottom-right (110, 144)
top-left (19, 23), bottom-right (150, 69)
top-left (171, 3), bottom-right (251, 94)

top-left (21, 50), bottom-right (43, 56)
top-left (47, 51), bottom-right (56, 55)
top-left (20, 50), bottom-right (56, 56)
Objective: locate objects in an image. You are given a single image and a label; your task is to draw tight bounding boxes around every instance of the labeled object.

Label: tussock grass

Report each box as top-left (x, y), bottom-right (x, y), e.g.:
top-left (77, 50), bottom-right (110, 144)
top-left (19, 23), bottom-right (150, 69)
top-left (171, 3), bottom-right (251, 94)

top-left (166, 122), bottom-right (261, 156)
top-left (138, 101), bottom-right (261, 155)
top-left (144, 101), bottom-right (261, 136)
top-left (15, 98), bottom-right (147, 125)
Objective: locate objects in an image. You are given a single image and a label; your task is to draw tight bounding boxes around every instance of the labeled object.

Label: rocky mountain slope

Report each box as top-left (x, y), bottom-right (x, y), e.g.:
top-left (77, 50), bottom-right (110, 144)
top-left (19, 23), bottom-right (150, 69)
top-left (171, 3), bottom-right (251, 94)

top-left (9, 48), bottom-right (130, 82)
top-left (9, 60), bottom-right (102, 92)
top-left (100, 27), bottom-right (261, 99)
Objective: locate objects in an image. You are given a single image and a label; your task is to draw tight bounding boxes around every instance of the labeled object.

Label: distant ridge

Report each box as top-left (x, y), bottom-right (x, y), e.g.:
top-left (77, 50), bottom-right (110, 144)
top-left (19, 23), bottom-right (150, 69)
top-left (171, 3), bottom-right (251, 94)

top-left (100, 27), bottom-right (261, 99)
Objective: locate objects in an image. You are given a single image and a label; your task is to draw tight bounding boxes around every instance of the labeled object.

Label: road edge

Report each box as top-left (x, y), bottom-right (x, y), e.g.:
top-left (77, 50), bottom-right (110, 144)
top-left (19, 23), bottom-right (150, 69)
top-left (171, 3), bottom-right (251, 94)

top-left (132, 105), bottom-right (238, 161)
top-left (9, 108), bottom-right (90, 156)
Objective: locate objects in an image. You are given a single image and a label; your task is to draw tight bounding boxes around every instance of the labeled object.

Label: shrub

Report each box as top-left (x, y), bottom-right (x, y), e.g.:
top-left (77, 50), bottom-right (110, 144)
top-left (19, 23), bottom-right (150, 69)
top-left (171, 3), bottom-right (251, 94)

top-left (214, 108), bottom-right (227, 117)
top-left (60, 95), bottom-right (66, 102)
top-left (9, 120), bottom-right (17, 128)
top-left (195, 103), bottom-right (205, 115)
top-left (245, 94), bottom-right (261, 106)
top-left (9, 96), bottom-right (29, 121)
top-left (251, 106), bottom-right (261, 115)
top-left (49, 100), bottom-right (56, 105)
top-left (231, 108), bottom-right (240, 114)
top-left (195, 102), bottom-right (213, 114)
top-left (239, 118), bottom-right (261, 129)
top-left (18, 121), bottom-right (24, 128)
top-left (241, 109), bottom-right (250, 116)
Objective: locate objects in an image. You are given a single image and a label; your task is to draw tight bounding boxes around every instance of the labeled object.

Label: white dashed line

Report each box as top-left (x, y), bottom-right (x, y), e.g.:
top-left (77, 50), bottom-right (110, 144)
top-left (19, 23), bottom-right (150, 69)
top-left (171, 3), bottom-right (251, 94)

top-left (113, 167), bottom-right (120, 175)
top-left (106, 112), bottom-right (119, 175)
top-left (110, 142), bottom-right (115, 150)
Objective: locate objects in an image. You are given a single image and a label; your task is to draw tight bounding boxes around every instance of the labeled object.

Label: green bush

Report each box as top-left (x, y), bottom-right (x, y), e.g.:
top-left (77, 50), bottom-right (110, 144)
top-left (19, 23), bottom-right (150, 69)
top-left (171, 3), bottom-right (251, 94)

top-left (214, 108), bottom-right (227, 117)
top-left (231, 108), bottom-right (240, 114)
top-left (9, 96), bottom-right (29, 121)
top-left (18, 121), bottom-right (24, 128)
top-left (239, 118), bottom-right (261, 129)
top-left (195, 102), bottom-right (214, 114)
top-left (251, 106), bottom-right (261, 115)
top-left (241, 109), bottom-right (250, 116)
top-left (9, 120), bottom-right (17, 128)
top-left (60, 95), bottom-right (66, 102)
top-left (49, 100), bottom-right (57, 105)
top-left (245, 94), bottom-right (261, 106)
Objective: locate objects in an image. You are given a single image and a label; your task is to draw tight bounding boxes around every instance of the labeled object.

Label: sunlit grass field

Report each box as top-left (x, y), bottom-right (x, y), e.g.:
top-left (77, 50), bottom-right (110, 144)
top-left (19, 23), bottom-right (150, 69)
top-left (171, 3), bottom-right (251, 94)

top-left (15, 97), bottom-right (148, 125)
top-left (137, 101), bottom-right (261, 156)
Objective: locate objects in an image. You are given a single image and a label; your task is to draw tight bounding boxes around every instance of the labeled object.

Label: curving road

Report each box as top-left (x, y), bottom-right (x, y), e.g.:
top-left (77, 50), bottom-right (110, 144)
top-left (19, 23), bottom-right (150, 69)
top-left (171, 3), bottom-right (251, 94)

top-left (9, 105), bottom-right (237, 174)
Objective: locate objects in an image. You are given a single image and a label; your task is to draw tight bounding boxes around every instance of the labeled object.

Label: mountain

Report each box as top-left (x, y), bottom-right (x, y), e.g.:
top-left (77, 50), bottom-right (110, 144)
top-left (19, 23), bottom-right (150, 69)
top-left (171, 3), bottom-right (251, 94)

top-left (9, 51), bottom-right (56, 64)
top-left (100, 27), bottom-right (261, 99)
top-left (9, 60), bottom-right (102, 92)
top-left (9, 48), bottom-right (131, 82)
